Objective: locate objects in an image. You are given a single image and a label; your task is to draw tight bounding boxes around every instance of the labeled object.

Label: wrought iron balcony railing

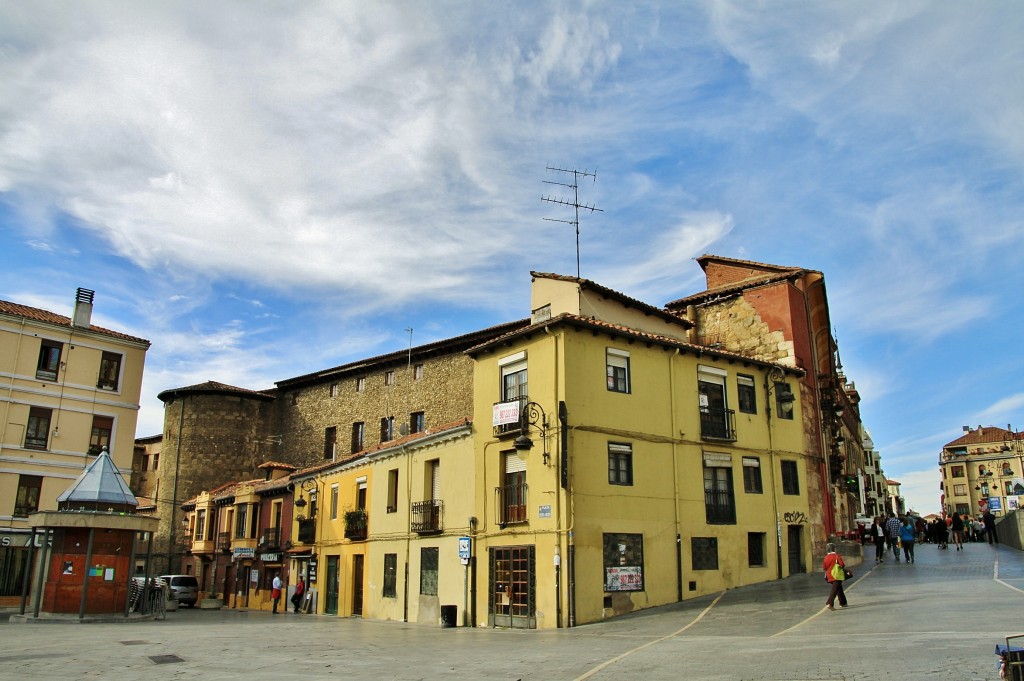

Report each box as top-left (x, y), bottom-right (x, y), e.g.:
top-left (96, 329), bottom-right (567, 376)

top-left (495, 483), bottom-right (528, 527)
top-left (699, 408), bottom-right (737, 441)
top-left (344, 510), bottom-right (368, 541)
top-left (411, 499), bottom-right (443, 534)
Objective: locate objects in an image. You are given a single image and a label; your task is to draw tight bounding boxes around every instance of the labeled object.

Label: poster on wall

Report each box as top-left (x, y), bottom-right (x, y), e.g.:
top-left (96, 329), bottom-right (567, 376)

top-left (1008, 496), bottom-right (1020, 511)
top-left (605, 566), bottom-right (643, 592)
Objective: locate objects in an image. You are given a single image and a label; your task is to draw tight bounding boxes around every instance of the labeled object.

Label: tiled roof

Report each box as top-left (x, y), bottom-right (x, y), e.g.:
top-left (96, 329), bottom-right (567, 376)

top-left (467, 312), bottom-right (804, 376)
top-left (157, 380), bottom-right (276, 403)
top-left (277, 319), bottom-right (530, 389)
top-left (258, 461), bottom-right (297, 471)
top-left (663, 253), bottom-right (822, 310)
top-left (943, 426), bottom-right (1018, 448)
top-left (0, 299), bottom-right (150, 345)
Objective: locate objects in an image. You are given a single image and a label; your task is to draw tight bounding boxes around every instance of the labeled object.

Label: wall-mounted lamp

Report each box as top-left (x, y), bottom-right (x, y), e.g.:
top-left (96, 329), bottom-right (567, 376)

top-left (514, 401), bottom-right (550, 465)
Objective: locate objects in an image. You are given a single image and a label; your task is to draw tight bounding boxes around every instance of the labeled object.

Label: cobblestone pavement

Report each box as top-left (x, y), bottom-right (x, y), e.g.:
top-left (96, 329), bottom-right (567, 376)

top-left (3, 540), bottom-right (1021, 680)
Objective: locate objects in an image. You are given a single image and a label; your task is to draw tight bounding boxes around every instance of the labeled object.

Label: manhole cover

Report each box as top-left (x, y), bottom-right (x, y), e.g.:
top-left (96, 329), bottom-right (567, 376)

top-left (149, 655), bottom-right (185, 665)
top-left (120, 640), bottom-right (149, 646)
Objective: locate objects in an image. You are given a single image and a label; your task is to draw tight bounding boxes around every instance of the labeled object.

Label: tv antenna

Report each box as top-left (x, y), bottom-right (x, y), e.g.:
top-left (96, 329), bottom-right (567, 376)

top-left (541, 165), bottom-right (602, 278)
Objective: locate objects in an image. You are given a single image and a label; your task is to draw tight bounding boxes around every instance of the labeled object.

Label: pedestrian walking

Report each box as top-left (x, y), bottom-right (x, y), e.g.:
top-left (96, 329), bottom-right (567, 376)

top-left (950, 513), bottom-right (965, 550)
top-left (900, 517), bottom-right (916, 563)
top-left (885, 512), bottom-right (902, 561)
top-left (983, 510), bottom-right (999, 544)
top-left (822, 543), bottom-right (848, 611)
top-left (870, 516), bottom-right (886, 563)
top-left (271, 574), bottom-right (283, 614)
top-left (973, 518), bottom-right (985, 542)
top-left (291, 576), bottom-right (305, 613)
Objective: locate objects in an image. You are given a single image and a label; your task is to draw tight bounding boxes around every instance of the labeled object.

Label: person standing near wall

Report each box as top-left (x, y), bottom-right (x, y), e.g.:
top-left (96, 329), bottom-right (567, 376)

top-left (272, 574), bottom-right (283, 614)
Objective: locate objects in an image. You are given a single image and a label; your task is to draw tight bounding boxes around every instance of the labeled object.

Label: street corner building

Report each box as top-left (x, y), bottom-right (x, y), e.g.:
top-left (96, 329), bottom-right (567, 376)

top-left (162, 256), bottom-right (884, 628)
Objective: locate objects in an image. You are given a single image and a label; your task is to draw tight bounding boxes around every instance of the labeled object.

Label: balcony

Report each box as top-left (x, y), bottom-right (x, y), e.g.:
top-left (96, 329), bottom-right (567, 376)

top-left (177, 535), bottom-right (192, 552)
top-left (297, 519), bottom-right (316, 544)
top-left (344, 510), bottom-right (368, 541)
top-left (493, 396), bottom-right (528, 438)
top-left (700, 408), bottom-right (736, 441)
top-left (217, 532), bottom-right (232, 554)
top-left (495, 483), bottom-right (528, 527)
top-left (411, 500), bottom-right (444, 535)
top-left (259, 526), bottom-right (281, 549)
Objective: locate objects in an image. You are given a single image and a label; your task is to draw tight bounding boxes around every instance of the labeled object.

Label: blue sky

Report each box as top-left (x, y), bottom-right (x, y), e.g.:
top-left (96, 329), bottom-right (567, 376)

top-left (1, 2), bottom-right (1022, 514)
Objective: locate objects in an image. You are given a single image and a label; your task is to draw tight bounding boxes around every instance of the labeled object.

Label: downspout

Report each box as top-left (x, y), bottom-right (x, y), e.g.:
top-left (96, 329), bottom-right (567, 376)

top-left (670, 348), bottom-right (683, 602)
top-left (764, 371), bottom-right (783, 581)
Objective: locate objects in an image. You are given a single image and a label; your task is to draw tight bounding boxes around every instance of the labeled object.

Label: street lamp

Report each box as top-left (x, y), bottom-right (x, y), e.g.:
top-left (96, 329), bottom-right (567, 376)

top-left (514, 401), bottom-right (549, 465)
top-left (764, 367), bottom-right (796, 581)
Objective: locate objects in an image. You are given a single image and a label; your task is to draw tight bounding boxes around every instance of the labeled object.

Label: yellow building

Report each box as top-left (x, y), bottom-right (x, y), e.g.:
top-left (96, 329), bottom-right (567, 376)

top-left (465, 273), bottom-right (809, 628)
top-left (0, 289), bottom-right (150, 605)
top-left (940, 425), bottom-right (1024, 518)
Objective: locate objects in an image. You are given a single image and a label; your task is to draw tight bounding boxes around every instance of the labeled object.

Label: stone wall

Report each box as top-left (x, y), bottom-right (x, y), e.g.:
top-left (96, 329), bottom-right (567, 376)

top-left (277, 352), bottom-right (475, 468)
top-left (695, 295), bottom-right (794, 364)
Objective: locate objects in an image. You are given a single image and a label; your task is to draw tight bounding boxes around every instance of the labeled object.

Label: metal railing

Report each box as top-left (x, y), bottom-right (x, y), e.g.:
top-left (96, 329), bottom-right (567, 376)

top-left (411, 500), bottom-right (443, 534)
top-left (700, 408), bottom-right (737, 441)
top-left (217, 532), bottom-right (232, 553)
top-left (493, 396), bottom-right (528, 437)
top-left (495, 483), bottom-right (528, 526)
top-left (260, 526), bottom-right (281, 548)
top-left (344, 510), bottom-right (368, 540)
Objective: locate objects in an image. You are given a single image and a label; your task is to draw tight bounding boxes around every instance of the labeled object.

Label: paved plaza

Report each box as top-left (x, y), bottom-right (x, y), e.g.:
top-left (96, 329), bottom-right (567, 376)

top-left (3, 539), bottom-right (1022, 680)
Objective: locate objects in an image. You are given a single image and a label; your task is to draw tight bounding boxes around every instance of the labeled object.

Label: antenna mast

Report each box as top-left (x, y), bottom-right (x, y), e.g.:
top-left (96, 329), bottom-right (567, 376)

top-left (541, 165), bottom-right (602, 278)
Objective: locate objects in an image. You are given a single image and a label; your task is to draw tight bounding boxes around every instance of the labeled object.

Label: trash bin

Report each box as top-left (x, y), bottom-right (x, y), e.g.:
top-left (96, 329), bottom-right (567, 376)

top-left (440, 605), bottom-right (458, 628)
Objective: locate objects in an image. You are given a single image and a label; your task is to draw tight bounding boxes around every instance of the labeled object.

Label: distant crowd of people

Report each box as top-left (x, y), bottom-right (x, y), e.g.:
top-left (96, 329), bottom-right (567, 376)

top-left (865, 510), bottom-right (999, 563)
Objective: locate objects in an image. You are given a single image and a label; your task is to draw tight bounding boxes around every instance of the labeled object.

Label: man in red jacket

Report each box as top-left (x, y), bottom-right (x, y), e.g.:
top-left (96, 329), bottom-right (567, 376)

top-left (823, 543), bottom-right (848, 611)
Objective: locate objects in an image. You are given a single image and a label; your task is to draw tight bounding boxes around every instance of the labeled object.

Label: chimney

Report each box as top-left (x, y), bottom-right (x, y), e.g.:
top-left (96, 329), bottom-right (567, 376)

top-left (72, 288), bottom-right (95, 328)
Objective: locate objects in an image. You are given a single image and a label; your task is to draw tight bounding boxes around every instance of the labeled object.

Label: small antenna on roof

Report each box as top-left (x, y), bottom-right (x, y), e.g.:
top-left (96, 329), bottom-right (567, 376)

top-left (542, 166), bottom-right (602, 279)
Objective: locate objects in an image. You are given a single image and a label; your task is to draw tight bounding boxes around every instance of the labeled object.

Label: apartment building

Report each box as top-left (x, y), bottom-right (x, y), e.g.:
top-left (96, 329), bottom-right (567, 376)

top-left (940, 425), bottom-right (1023, 518)
top-left (0, 289), bottom-right (149, 605)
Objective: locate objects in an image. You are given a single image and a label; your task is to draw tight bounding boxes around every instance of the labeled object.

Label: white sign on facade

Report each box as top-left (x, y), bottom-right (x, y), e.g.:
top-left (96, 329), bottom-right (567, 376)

top-left (605, 566), bottom-right (643, 592)
top-left (493, 401), bottom-right (521, 427)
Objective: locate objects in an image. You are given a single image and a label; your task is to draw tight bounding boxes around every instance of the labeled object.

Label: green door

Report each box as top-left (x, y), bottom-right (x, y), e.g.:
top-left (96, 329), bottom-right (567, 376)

top-left (325, 556), bottom-right (339, 615)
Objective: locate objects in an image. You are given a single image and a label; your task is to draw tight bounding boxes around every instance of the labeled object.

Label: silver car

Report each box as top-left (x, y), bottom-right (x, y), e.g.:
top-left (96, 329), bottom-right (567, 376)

top-left (159, 574), bottom-right (199, 607)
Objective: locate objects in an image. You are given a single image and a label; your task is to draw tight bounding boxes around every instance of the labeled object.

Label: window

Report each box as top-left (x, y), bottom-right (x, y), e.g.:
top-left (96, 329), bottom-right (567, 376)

top-left (324, 426), bottom-right (337, 459)
top-left (330, 484), bottom-right (339, 520)
top-left (691, 537), bottom-right (719, 570)
top-left (410, 411), bottom-right (425, 434)
top-left (383, 553), bottom-right (397, 598)
top-left (356, 480), bottom-right (367, 510)
top-left (606, 349), bottom-right (630, 393)
top-left (384, 370), bottom-right (395, 386)
top-left (14, 475), bottom-right (42, 517)
top-left (602, 533), bottom-right (644, 591)
top-left (195, 510), bottom-right (206, 541)
top-left (608, 443), bottom-right (633, 485)
top-left (774, 381), bottom-right (794, 420)
top-left (25, 407), bottom-right (52, 450)
top-left (413, 363), bottom-right (424, 380)
top-left (698, 366), bottom-right (734, 440)
top-left (742, 456), bottom-right (763, 494)
top-left (36, 340), bottom-right (62, 381)
top-left (951, 465), bottom-right (964, 478)
top-left (781, 460), bottom-right (800, 495)
top-left (97, 351), bottom-right (122, 390)
top-left (351, 422), bottom-right (365, 453)
top-left (737, 374), bottom-right (756, 414)
top-left (380, 416), bottom-right (395, 443)
top-left (500, 452), bottom-right (528, 525)
top-left (329, 383), bottom-right (339, 398)
top-left (420, 547), bottom-right (438, 596)
top-left (955, 503), bottom-right (970, 516)
top-left (387, 469), bottom-right (399, 513)
top-left (748, 532), bottom-right (767, 567)
top-left (500, 354), bottom-right (527, 402)
top-left (355, 377), bottom-right (365, 392)
top-left (1004, 462), bottom-right (1014, 476)
top-left (88, 415), bottom-right (114, 456)
top-left (235, 504), bottom-right (248, 539)
top-left (953, 484), bottom-right (968, 496)
top-left (703, 455), bottom-right (735, 524)
top-left (152, 453), bottom-right (159, 471)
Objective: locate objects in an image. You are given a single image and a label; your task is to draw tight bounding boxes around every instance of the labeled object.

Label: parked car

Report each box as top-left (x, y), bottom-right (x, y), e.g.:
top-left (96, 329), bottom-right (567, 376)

top-left (159, 574), bottom-right (199, 607)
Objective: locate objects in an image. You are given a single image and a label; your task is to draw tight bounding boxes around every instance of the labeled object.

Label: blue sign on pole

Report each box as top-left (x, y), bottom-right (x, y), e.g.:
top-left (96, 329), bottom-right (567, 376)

top-left (458, 536), bottom-right (471, 562)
